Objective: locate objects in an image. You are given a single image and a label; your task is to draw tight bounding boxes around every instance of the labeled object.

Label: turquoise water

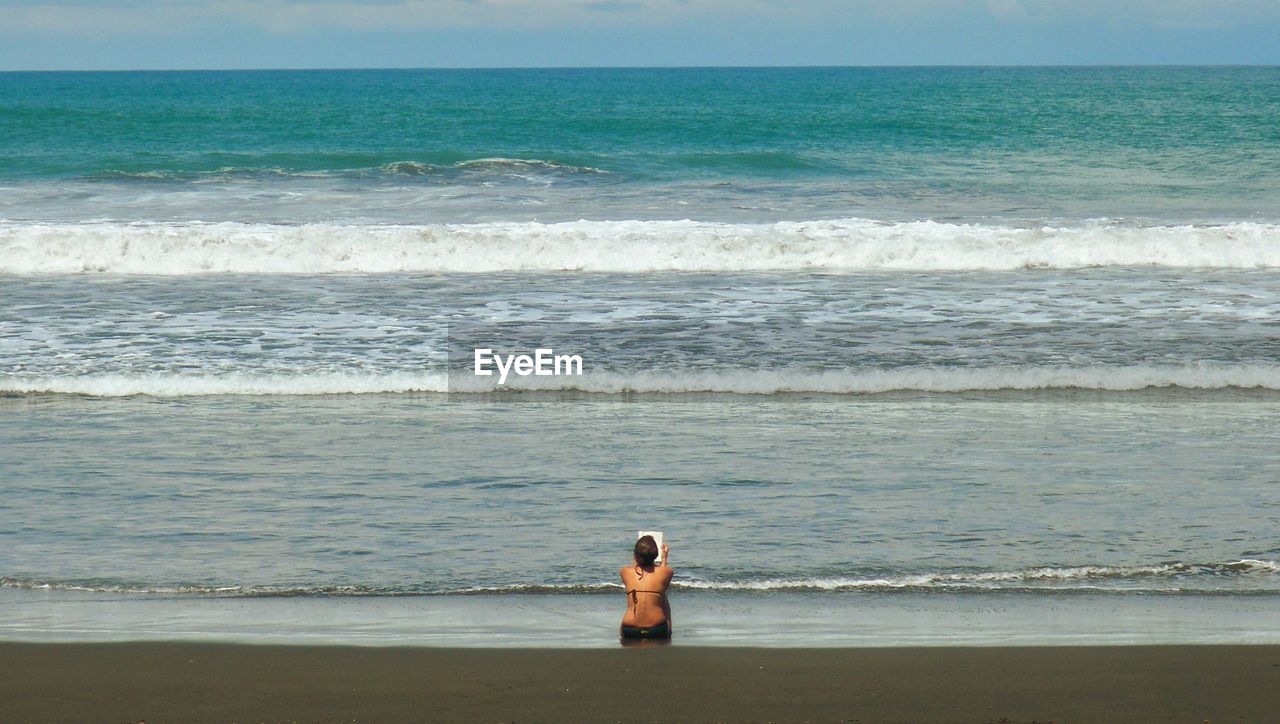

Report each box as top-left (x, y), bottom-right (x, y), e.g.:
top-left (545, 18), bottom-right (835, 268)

top-left (2, 67), bottom-right (1279, 222)
top-left (2, 67), bottom-right (1279, 646)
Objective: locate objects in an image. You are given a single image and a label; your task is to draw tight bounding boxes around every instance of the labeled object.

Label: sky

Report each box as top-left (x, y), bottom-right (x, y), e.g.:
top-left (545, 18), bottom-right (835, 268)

top-left (0, 0), bottom-right (1277, 70)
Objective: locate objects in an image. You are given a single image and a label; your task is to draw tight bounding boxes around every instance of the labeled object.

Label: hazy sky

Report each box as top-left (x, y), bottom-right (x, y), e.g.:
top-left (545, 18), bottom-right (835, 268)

top-left (1, 0), bottom-right (1277, 70)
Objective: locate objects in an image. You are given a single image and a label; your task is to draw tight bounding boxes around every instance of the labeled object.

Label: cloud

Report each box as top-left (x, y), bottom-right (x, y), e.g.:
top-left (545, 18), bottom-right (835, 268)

top-left (1, 0), bottom-right (1277, 37)
top-left (1, 0), bottom-right (695, 35)
top-left (981, 0), bottom-right (1280, 29)
top-left (580, 0), bottom-right (647, 12)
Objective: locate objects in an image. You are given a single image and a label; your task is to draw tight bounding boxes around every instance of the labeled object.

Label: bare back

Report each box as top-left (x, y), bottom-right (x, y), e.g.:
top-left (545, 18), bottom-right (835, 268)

top-left (619, 564), bottom-right (673, 628)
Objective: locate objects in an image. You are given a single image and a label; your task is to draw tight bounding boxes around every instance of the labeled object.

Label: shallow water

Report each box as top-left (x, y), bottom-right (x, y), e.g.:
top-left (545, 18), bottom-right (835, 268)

top-left (3, 394), bottom-right (1277, 600)
top-left (5, 588), bottom-right (1280, 648)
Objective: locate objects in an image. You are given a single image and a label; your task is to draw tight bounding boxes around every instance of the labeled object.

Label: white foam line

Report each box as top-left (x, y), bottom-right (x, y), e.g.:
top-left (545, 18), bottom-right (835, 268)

top-left (443, 364), bottom-right (1280, 395)
top-left (3, 218), bottom-right (1279, 274)
top-left (3, 364), bottom-right (1278, 397)
top-left (0, 372), bottom-right (449, 397)
top-left (4, 561), bottom-right (1275, 596)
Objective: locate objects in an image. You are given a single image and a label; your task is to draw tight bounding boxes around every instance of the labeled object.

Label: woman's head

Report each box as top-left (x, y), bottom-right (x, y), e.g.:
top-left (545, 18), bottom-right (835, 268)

top-left (634, 535), bottom-right (659, 566)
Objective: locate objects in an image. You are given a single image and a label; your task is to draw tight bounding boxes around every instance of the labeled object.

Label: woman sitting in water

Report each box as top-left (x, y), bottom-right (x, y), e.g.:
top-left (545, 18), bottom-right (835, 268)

top-left (619, 535), bottom-right (673, 640)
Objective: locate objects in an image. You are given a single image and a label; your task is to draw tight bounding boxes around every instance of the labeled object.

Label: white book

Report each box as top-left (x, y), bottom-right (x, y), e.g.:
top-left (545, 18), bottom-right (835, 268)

top-left (637, 530), bottom-right (664, 564)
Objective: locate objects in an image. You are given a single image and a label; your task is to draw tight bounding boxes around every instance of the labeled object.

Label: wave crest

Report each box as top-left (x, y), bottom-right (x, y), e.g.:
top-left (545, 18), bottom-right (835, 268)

top-left (678, 560), bottom-right (1280, 592)
top-left (3, 365), bottom-right (1277, 398)
top-left (5, 561), bottom-right (1275, 597)
top-left (0, 372), bottom-right (449, 397)
top-left (3, 219), bottom-right (1278, 274)
top-left (84, 157), bottom-right (607, 184)
top-left (450, 157), bottom-right (607, 175)
top-left (448, 365), bottom-right (1280, 395)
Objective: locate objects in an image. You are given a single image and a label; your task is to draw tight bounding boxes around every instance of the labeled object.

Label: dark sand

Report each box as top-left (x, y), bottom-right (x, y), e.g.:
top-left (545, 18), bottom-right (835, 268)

top-left (2, 642), bottom-right (1278, 722)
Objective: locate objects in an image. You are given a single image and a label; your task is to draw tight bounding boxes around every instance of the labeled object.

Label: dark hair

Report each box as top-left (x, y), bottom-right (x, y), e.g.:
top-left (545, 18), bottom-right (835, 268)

top-left (634, 535), bottom-right (659, 566)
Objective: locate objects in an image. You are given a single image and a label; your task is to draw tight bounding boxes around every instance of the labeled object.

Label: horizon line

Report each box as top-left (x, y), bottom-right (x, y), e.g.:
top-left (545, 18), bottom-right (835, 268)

top-left (3, 62), bottom-right (1278, 74)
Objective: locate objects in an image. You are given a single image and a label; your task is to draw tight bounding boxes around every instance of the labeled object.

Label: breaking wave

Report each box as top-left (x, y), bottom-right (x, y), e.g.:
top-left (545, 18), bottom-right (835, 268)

top-left (5, 364), bottom-right (1274, 398)
top-left (2, 218), bottom-right (1278, 274)
top-left (5, 561), bottom-right (1276, 597)
top-left (0, 372), bottom-right (450, 397)
top-left (445, 365), bottom-right (1280, 395)
top-left (84, 157), bottom-right (607, 184)
top-left (674, 561), bottom-right (1280, 592)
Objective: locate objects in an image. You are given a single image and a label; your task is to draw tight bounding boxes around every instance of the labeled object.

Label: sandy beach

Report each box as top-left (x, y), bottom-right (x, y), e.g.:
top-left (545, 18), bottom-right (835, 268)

top-left (3, 642), bottom-right (1278, 722)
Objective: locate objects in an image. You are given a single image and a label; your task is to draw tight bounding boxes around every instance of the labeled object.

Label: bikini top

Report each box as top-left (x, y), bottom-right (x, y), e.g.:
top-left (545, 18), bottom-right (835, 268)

top-left (627, 566), bottom-right (667, 611)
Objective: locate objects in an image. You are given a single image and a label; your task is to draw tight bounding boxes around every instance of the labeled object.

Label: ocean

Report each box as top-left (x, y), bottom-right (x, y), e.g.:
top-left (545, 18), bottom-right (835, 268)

top-left (1, 67), bottom-right (1278, 647)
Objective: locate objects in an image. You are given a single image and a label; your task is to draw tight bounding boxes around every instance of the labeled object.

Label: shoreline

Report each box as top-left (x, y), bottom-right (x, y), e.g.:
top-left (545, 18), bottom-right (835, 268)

top-left (4, 642), bottom-right (1279, 722)
top-left (7, 589), bottom-right (1280, 649)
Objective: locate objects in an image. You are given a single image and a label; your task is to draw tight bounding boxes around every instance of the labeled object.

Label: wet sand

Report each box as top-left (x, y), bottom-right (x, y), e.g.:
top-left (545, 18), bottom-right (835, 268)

top-left (2, 642), bottom-right (1278, 722)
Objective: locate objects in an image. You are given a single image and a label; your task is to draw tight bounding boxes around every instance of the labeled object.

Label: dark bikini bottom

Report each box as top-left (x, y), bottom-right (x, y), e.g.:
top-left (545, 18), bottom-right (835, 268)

top-left (620, 621), bottom-right (671, 640)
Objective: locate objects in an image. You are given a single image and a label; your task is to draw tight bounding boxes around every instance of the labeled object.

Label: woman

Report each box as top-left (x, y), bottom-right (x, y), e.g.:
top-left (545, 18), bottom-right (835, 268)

top-left (619, 535), bottom-right (673, 640)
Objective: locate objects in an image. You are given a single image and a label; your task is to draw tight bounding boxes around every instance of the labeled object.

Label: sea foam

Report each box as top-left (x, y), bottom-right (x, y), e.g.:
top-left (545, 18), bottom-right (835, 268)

top-left (2, 219), bottom-right (1278, 274)
top-left (4, 560), bottom-right (1276, 596)
top-left (4, 364), bottom-right (1276, 397)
